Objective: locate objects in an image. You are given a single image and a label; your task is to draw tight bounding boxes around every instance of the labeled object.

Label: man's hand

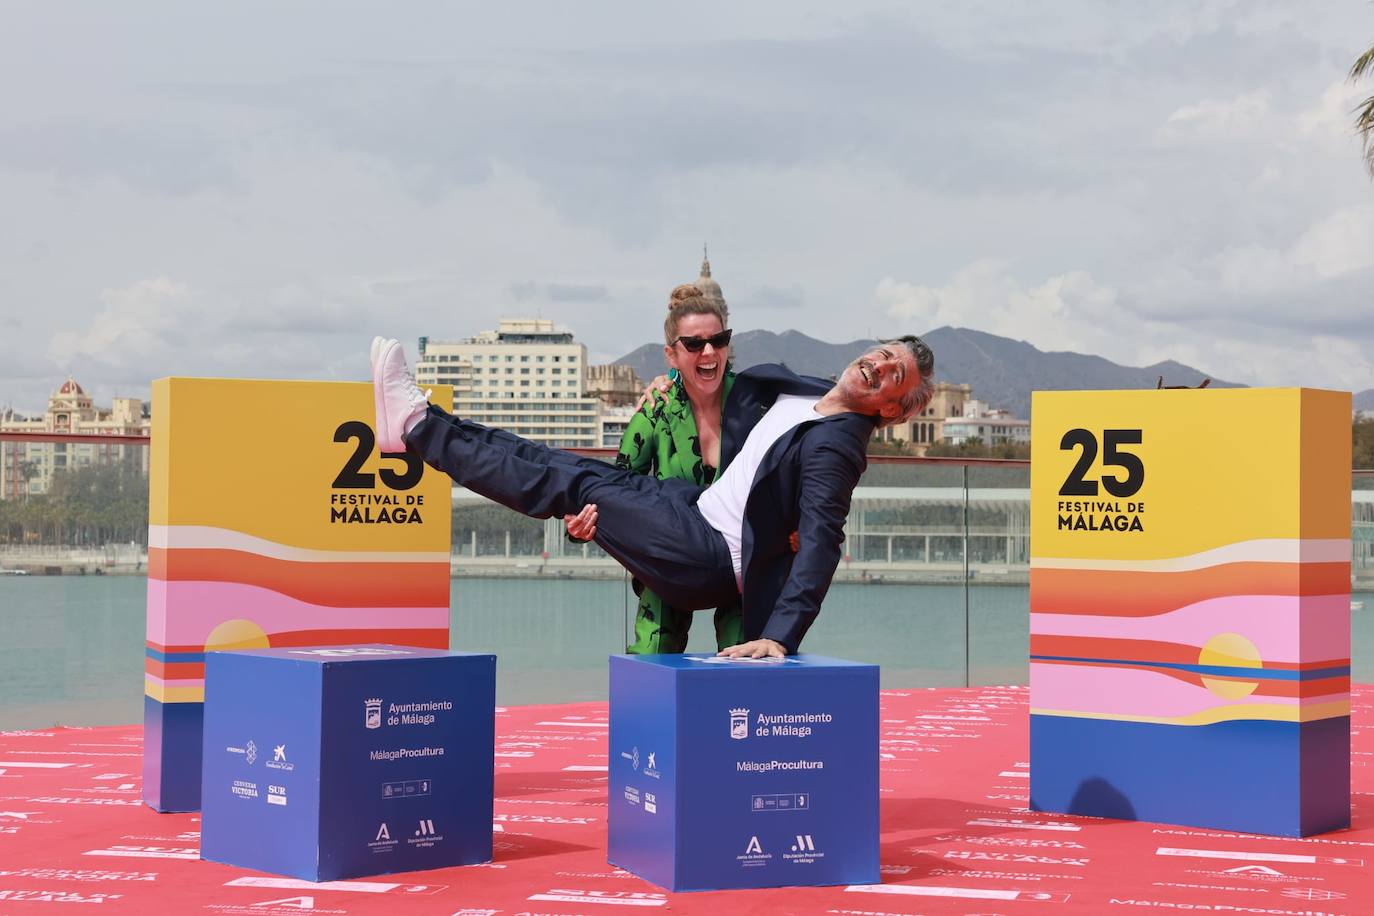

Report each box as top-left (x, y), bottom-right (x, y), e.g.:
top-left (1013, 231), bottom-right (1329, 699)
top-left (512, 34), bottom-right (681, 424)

top-left (634, 374), bottom-right (673, 412)
top-left (563, 503), bottom-right (598, 541)
top-left (717, 638), bottom-right (788, 659)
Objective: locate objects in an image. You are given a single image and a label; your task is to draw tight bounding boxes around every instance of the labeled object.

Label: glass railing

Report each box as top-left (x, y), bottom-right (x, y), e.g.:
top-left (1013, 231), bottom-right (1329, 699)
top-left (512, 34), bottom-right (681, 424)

top-left (1, 433), bottom-right (1371, 726)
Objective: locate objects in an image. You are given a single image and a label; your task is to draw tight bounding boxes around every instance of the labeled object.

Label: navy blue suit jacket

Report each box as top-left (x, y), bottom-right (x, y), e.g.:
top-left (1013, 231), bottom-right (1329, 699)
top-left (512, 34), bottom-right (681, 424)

top-left (717, 364), bottom-right (877, 653)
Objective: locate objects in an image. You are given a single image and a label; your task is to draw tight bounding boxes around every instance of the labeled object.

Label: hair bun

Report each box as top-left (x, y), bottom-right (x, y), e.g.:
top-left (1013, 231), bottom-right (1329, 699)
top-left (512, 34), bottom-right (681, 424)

top-left (667, 283), bottom-right (705, 308)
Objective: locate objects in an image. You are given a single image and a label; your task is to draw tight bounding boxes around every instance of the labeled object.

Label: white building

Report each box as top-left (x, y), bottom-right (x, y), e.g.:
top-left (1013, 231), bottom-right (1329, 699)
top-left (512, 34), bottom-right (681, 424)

top-left (414, 319), bottom-right (601, 448)
top-left (597, 404), bottom-right (639, 449)
top-left (942, 416), bottom-right (1031, 447)
top-left (0, 379), bottom-right (149, 500)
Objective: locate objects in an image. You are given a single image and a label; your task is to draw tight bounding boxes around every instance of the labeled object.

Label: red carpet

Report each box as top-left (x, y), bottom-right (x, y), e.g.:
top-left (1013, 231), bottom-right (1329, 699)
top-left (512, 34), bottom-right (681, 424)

top-left (1, 686), bottom-right (1371, 915)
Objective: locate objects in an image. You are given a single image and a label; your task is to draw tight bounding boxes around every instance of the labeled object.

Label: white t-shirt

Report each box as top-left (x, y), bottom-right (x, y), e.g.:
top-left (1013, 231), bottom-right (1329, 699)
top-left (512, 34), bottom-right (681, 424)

top-left (696, 395), bottom-right (823, 586)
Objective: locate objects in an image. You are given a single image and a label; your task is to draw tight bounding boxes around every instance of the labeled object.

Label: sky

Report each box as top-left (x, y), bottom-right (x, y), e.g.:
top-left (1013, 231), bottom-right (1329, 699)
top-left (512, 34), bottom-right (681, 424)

top-left (2, 0), bottom-right (1373, 413)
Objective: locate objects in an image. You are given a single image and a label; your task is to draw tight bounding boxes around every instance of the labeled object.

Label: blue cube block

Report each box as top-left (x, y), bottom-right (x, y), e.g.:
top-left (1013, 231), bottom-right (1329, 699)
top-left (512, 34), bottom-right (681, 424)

top-left (608, 654), bottom-right (879, 892)
top-left (201, 645), bottom-right (495, 881)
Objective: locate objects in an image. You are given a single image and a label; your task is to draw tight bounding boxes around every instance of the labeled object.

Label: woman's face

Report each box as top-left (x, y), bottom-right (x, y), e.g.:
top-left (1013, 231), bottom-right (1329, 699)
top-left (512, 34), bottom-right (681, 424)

top-left (664, 312), bottom-right (729, 402)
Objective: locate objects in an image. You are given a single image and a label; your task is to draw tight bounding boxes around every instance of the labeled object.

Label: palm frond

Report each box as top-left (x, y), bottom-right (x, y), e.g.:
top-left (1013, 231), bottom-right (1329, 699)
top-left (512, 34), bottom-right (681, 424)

top-left (1359, 94), bottom-right (1374, 178)
top-left (1353, 44), bottom-right (1374, 177)
top-left (1351, 44), bottom-right (1374, 82)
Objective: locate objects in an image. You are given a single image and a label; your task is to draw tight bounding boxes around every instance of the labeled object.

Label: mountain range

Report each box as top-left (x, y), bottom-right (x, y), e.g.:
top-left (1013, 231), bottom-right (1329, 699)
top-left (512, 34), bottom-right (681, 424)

top-left (614, 326), bottom-right (1248, 419)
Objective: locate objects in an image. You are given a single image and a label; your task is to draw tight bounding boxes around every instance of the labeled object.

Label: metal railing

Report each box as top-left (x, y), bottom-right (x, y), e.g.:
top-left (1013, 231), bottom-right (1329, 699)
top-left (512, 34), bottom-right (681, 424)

top-left (0, 433), bottom-right (1371, 726)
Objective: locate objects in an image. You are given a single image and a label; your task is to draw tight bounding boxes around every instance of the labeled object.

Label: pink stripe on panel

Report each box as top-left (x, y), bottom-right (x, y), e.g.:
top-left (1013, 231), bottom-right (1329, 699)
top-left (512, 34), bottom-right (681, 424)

top-left (1028, 662), bottom-right (1303, 719)
top-left (145, 674), bottom-right (205, 689)
top-left (1029, 594), bottom-right (1349, 664)
top-left (148, 579), bottom-right (449, 646)
top-left (146, 590), bottom-right (169, 642)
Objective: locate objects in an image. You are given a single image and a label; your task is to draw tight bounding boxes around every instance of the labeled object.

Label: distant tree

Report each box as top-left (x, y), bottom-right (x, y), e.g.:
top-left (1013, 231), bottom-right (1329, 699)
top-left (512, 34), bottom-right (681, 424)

top-left (16, 459), bottom-right (39, 501)
top-left (866, 436), bottom-right (918, 456)
top-left (1355, 412), bottom-right (1374, 469)
top-left (1354, 43), bottom-right (1374, 177)
top-left (0, 460), bottom-right (148, 546)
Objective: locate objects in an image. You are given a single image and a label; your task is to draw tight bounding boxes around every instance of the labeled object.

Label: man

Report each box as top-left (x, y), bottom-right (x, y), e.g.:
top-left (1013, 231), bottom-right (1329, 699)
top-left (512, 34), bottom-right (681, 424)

top-left (372, 334), bottom-right (933, 658)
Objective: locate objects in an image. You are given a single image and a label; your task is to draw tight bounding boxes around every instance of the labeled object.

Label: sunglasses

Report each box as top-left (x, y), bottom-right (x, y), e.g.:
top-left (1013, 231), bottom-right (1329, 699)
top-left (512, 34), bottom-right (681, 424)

top-left (673, 329), bottom-right (733, 353)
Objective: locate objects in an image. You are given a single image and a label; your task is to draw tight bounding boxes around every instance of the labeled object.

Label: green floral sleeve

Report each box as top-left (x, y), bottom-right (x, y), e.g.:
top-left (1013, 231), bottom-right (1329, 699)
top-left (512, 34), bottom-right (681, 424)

top-left (615, 404), bottom-right (661, 476)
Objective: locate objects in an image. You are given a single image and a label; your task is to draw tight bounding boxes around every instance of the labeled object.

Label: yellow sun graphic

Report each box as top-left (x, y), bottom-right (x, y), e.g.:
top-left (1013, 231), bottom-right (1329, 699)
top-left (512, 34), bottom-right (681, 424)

top-left (1198, 632), bottom-right (1262, 700)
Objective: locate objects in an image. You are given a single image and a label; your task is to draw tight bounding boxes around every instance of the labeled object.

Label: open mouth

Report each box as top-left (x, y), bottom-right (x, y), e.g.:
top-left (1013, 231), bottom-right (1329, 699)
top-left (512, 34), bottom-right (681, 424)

top-left (695, 361), bottom-right (720, 381)
top-left (857, 360), bottom-right (878, 389)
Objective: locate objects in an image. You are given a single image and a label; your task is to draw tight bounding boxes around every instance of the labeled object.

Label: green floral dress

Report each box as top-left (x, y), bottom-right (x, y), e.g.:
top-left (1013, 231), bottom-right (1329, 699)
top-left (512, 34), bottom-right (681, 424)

top-left (615, 372), bottom-right (743, 653)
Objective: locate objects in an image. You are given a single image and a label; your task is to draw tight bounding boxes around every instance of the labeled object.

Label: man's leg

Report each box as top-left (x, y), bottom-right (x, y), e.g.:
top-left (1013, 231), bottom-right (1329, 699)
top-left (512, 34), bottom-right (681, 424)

top-left (374, 336), bottom-right (738, 610)
top-left (408, 411), bottom-right (737, 610)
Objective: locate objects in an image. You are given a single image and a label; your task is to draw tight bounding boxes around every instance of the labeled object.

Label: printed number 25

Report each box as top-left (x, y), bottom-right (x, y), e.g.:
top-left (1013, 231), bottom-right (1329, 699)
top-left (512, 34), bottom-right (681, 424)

top-left (1058, 428), bottom-right (1144, 498)
top-left (332, 420), bottom-right (424, 490)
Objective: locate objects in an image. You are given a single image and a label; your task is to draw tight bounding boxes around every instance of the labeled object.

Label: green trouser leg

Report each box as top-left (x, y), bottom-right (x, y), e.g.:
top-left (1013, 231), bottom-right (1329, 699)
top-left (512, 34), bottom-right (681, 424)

top-left (627, 584), bottom-right (746, 655)
top-left (713, 601), bottom-right (744, 651)
top-left (627, 587), bottom-right (692, 654)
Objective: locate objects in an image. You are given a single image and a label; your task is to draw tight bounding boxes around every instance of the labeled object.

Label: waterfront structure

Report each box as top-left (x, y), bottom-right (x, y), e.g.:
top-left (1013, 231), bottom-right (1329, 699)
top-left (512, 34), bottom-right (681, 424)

top-left (415, 319), bottom-right (600, 448)
top-left (0, 379), bottom-right (149, 500)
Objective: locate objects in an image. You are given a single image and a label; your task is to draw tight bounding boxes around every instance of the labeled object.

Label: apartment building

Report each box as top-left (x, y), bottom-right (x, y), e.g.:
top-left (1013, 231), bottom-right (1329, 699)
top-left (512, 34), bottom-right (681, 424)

top-left (0, 379), bottom-right (149, 499)
top-left (414, 319), bottom-right (601, 448)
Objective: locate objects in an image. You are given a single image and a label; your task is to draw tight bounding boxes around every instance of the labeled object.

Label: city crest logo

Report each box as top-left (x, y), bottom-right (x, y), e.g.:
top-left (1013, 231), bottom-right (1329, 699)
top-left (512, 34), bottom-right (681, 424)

top-left (729, 708), bottom-right (749, 740)
top-left (365, 698), bottom-right (383, 730)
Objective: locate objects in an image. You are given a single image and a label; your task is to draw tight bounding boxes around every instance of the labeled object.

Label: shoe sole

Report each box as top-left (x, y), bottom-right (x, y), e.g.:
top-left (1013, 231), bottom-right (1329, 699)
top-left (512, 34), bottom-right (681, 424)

top-left (373, 338), bottom-right (402, 452)
top-left (370, 336), bottom-right (387, 452)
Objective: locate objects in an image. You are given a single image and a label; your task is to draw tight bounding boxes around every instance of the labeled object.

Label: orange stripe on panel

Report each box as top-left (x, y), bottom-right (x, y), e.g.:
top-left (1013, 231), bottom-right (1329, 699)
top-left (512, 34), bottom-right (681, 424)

top-left (147, 548), bottom-right (450, 608)
top-left (145, 659), bottom-right (205, 680)
top-left (1029, 563), bottom-right (1348, 616)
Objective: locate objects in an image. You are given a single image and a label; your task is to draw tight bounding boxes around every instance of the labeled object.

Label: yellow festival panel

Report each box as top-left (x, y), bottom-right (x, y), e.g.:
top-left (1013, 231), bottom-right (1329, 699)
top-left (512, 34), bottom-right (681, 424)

top-left (1028, 385), bottom-right (1353, 837)
top-left (149, 378), bottom-right (453, 551)
top-left (143, 377), bottom-right (454, 812)
top-left (1031, 388), bottom-right (1349, 560)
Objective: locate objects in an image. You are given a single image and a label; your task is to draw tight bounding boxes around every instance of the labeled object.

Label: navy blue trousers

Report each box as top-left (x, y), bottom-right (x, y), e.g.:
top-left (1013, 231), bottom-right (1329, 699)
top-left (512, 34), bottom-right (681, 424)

top-left (406, 406), bottom-right (740, 611)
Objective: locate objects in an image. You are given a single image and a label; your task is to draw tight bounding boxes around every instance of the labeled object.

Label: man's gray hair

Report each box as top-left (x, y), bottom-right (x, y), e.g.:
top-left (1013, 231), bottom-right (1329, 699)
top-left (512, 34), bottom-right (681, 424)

top-left (885, 335), bottom-right (935, 424)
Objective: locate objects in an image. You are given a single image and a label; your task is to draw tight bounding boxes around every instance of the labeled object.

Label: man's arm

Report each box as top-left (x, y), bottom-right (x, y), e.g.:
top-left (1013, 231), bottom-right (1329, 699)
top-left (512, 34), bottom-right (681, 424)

top-left (759, 436), bottom-right (864, 653)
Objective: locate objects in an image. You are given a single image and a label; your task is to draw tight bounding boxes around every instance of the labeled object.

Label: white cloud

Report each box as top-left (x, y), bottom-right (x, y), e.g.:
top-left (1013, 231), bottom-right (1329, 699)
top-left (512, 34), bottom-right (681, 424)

top-left (1290, 205), bottom-right (1374, 279)
top-left (1297, 78), bottom-right (1369, 138)
top-left (3, 1), bottom-right (1373, 410)
top-left (877, 261), bottom-right (1127, 357)
top-left (48, 277), bottom-right (199, 373)
top-left (1165, 90), bottom-right (1272, 132)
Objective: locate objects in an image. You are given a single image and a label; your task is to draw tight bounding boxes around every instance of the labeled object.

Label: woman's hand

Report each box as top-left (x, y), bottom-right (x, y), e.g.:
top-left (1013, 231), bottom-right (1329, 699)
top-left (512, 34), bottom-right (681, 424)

top-left (634, 374), bottom-right (674, 412)
top-left (563, 503), bottom-right (599, 541)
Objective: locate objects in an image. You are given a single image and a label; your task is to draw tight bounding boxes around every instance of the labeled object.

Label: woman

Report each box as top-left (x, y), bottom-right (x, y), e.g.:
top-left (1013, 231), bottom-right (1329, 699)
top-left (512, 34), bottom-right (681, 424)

top-left (565, 284), bottom-right (742, 653)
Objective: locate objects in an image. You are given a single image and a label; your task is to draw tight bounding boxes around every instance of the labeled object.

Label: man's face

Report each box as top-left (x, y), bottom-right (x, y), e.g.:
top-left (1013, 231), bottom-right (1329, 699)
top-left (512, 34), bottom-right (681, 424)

top-left (835, 345), bottom-right (920, 424)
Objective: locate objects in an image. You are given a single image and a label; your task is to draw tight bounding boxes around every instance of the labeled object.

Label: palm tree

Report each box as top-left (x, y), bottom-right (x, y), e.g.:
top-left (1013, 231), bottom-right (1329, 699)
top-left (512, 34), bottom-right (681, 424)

top-left (1354, 43), bottom-right (1374, 177)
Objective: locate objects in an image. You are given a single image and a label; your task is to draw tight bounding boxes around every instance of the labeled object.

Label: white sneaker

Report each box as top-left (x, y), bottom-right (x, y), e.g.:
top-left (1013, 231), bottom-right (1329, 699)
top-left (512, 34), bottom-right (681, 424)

top-left (370, 337), bottom-right (430, 452)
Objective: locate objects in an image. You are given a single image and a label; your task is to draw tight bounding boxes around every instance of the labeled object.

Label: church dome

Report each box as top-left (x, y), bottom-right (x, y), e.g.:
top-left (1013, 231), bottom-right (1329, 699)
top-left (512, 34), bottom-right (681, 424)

top-left (694, 245), bottom-right (728, 320)
top-left (56, 378), bottom-right (86, 396)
